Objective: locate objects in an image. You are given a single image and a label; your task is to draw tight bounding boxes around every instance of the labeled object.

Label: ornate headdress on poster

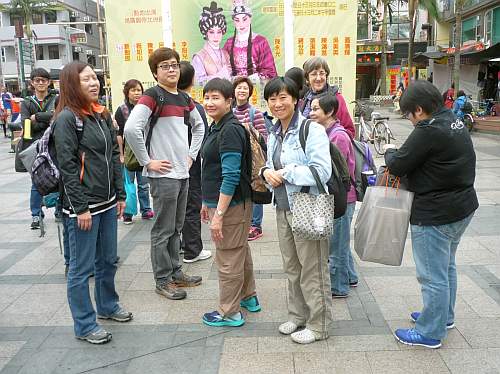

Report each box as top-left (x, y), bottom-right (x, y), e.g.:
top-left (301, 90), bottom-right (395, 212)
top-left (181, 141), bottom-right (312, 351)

top-left (199, 1), bottom-right (227, 40)
top-left (232, 0), bottom-right (252, 18)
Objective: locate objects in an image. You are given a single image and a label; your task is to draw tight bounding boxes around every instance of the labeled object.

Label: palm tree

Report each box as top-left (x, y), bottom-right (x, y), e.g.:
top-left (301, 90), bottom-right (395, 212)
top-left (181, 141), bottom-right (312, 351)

top-left (453, 0), bottom-right (466, 98)
top-left (406, 0), bottom-right (439, 84)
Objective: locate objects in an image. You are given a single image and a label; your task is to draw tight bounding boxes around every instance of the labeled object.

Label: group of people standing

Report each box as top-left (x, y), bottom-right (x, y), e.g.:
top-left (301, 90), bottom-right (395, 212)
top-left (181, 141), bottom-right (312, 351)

top-left (14, 30), bottom-right (477, 350)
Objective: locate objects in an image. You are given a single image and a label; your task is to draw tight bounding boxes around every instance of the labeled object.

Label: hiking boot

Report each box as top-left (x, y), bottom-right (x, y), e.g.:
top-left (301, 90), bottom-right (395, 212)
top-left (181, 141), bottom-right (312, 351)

top-left (142, 210), bottom-right (154, 220)
top-left (410, 311), bottom-right (455, 329)
top-left (98, 306), bottom-right (133, 322)
top-left (183, 249), bottom-right (212, 263)
top-left (172, 273), bottom-right (202, 287)
top-left (123, 216), bottom-right (133, 225)
top-left (155, 282), bottom-right (187, 300)
top-left (77, 327), bottom-right (112, 344)
top-left (31, 216), bottom-right (40, 230)
top-left (240, 295), bottom-right (262, 313)
top-left (248, 226), bottom-right (263, 241)
top-left (394, 328), bottom-right (441, 349)
top-left (202, 311), bottom-right (245, 327)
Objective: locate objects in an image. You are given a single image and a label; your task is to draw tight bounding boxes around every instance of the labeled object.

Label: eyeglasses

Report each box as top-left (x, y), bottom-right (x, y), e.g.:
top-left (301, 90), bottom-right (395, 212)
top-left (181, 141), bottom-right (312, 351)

top-left (33, 78), bottom-right (49, 84)
top-left (158, 63), bottom-right (180, 71)
top-left (310, 71), bottom-right (327, 78)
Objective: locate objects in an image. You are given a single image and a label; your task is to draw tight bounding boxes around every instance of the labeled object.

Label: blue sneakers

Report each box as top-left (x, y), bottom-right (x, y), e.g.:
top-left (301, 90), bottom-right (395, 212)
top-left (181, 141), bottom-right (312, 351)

top-left (410, 311), bottom-right (455, 329)
top-left (394, 328), bottom-right (442, 349)
top-left (202, 311), bottom-right (245, 327)
top-left (240, 295), bottom-right (262, 313)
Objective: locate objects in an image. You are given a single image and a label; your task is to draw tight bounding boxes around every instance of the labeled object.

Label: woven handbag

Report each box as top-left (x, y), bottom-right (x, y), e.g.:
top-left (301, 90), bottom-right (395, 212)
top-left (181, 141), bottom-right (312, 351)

top-left (291, 166), bottom-right (335, 240)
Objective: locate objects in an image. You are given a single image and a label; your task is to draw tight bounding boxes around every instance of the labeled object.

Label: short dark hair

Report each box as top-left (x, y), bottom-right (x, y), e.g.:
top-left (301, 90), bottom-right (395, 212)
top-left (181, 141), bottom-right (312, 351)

top-left (123, 79), bottom-right (144, 102)
top-left (399, 80), bottom-right (443, 116)
top-left (232, 76), bottom-right (254, 98)
top-left (316, 94), bottom-right (339, 116)
top-left (148, 47), bottom-right (180, 77)
top-left (264, 77), bottom-right (299, 101)
top-left (178, 61), bottom-right (195, 91)
top-left (30, 68), bottom-right (50, 80)
top-left (457, 90), bottom-right (466, 97)
top-left (203, 78), bottom-right (233, 100)
top-left (285, 67), bottom-right (304, 91)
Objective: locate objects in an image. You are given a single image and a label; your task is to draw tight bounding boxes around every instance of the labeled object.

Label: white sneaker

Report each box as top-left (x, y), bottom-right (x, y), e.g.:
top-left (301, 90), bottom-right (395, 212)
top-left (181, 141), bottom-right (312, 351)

top-left (278, 321), bottom-right (298, 335)
top-left (183, 249), bottom-right (212, 263)
top-left (291, 328), bottom-right (317, 344)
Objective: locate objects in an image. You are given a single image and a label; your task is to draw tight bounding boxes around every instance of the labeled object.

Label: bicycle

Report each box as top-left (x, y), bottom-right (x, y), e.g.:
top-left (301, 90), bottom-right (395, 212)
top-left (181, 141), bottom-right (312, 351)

top-left (352, 100), bottom-right (395, 155)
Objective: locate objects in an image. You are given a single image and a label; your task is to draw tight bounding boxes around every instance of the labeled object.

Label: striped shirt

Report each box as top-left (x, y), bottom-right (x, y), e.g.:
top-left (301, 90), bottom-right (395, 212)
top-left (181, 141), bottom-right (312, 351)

top-left (124, 86), bottom-right (204, 179)
top-left (233, 102), bottom-right (267, 141)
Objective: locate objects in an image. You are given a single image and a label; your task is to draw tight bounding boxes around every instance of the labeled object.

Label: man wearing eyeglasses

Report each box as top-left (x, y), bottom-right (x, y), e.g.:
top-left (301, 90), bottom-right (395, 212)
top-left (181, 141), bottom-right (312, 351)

top-left (125, 48), bottom-right (205, 301)
top-left (21, 68), bottom-right (58, 230)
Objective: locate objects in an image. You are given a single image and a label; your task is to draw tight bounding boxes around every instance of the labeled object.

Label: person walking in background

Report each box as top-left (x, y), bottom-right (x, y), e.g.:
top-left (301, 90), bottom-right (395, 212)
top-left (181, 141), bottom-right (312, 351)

top-left (53, 62), bottom-right (133, 345)
top-left (309, 94), bottom-right (359, 297)
top-left (114, 79), bottom-right (154, 224)
top-left (20, 68), bottom-right (58, 230)
top-left (443, 83), bottom-right (455, 109)
top-left (178, 61), bottom-right (212, 263)
top-left (232, 76), bottom-right (267, 241)
top-left (124, 48), bottom-right (205, 300)
top-left (300, 57), bottom-right (355, 139)
top-left (452, 90), bottom-right (467, 121)
top-left (201, 78), bottom-right (260, 327)
top-left (385, 81), bottom-right (478, 349)
top-left (262, 77), bottom-right (332, 344)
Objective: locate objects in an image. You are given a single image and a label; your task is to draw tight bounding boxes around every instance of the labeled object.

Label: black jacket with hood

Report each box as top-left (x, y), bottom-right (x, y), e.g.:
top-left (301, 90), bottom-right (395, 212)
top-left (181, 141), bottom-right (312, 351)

top-left (53, 108), bottom-right (125, 216)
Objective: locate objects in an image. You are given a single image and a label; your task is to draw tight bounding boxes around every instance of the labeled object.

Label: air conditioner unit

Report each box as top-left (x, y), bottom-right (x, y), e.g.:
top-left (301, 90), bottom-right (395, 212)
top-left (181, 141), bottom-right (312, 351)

top-left (70, 11), bottom-right (79, 17)
top-left (82, 16), bottom-right (91, 22)
top-left (73, 46), bottom-right (83, 53)
top-left (85, 50), bottom-right (93, 55)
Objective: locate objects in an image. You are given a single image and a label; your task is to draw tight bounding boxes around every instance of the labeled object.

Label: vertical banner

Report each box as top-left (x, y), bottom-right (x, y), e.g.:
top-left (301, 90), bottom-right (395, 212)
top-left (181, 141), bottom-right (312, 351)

top-left (105, 0), bottom-right (357, 111)
top-left (105, 0), bottom-right (164, 111)
top-left (293, 0), bottom-right (357, 106)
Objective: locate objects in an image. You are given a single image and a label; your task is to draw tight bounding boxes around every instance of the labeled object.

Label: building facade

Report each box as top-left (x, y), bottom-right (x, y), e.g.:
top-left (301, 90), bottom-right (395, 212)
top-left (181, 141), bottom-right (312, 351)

top-left (0, 0), bottom-right (104, 92)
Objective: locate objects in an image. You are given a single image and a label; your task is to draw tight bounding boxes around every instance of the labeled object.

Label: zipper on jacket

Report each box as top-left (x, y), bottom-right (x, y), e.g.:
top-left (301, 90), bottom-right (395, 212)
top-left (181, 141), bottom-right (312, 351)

top-left (94, 116), bottom-right (111, 200)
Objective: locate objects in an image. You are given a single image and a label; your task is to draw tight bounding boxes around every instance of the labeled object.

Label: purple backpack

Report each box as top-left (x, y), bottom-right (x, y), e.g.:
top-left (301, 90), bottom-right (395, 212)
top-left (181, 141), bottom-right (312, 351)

top-left (31, 112), bottom-right (83, 196)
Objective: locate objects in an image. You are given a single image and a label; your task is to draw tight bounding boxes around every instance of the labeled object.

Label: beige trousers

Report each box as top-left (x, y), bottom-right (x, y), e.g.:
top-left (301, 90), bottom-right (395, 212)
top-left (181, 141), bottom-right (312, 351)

top-left (209, 201), bottom-right (256, 316)
top-left (276, 208), bottom-right (333, 339)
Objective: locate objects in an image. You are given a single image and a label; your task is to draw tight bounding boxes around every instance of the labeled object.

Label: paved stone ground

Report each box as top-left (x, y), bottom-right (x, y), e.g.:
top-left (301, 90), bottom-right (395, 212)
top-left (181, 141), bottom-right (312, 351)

top-left (1, 112), bottom-right (500, 374)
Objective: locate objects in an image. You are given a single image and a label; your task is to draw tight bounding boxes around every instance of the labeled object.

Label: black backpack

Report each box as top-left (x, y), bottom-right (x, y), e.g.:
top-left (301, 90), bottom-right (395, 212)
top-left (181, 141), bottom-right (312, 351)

top-left (299, 119), bottom-right (348, 218)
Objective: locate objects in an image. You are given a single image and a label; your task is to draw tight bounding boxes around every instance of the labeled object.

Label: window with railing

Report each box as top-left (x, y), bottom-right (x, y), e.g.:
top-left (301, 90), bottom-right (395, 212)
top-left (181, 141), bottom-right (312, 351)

top-left (462, 16), bottom-right (481, 43)
top-left (387, 2), bottom-right (410, 40)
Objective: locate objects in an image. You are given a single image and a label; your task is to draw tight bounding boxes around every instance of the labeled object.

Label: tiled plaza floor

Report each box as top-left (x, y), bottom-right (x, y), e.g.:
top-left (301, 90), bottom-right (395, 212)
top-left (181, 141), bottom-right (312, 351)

top-left (1, 112), bottom-right (500, 373)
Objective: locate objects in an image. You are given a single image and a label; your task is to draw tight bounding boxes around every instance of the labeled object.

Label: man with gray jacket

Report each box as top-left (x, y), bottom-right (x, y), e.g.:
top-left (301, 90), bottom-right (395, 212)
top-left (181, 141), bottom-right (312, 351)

top-left (125, 48), bottom-right (205, 300)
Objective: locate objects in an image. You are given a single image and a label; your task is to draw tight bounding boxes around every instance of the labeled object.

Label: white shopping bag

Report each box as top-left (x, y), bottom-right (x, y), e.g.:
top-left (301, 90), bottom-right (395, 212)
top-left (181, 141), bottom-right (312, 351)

top-left (354, 186), bottom-right (414, 266)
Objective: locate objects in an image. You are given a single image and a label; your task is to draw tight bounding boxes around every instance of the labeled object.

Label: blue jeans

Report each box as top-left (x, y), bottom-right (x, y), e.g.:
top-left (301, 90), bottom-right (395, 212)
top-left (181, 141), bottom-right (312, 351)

top-left (411, 213), bottom-right (473, 340)
top-left (329, 203), bottom-right (356, 295)
top-left (251, 204), bottom-right (263, 228)
top-left (30, 183), bottom-right (43, 217)
top-left (124, 169), bottom-right (152, 217)
top-left (66, 207), bottom-right (120, 337)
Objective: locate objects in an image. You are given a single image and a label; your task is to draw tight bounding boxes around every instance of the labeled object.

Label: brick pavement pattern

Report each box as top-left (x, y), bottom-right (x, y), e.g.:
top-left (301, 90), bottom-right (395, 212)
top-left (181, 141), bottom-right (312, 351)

top-left (1, 111), bottom-right (500, 373)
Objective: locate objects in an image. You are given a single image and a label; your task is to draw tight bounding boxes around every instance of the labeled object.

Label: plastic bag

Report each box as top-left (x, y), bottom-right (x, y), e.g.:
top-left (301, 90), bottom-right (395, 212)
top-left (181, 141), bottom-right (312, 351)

top-left (354, 185), bottom-right (414, 266)
top-left (123, 169), bottom-right (138, 216)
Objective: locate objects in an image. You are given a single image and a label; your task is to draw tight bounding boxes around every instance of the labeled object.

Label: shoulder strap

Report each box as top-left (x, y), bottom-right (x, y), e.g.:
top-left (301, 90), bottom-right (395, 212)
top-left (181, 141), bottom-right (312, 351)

top-left (249, 106), bottom-right (256, 124)
top-left (299, 119), bottom-right (312, 152)
top-left (145, 86), bottom-right (166, 151)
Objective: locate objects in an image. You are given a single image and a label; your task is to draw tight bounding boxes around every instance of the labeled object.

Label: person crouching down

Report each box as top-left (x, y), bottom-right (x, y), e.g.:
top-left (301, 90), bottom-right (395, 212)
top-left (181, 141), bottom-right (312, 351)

top-left (201, 78), bottom-right (260, 327)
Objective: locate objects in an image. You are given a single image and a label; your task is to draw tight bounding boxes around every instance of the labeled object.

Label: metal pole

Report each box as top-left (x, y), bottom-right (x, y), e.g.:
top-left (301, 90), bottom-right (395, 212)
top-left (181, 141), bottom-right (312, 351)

top-left (18, 38), bottom-right (26, 91)
top-left (96, 0), bottom-right (110, 109)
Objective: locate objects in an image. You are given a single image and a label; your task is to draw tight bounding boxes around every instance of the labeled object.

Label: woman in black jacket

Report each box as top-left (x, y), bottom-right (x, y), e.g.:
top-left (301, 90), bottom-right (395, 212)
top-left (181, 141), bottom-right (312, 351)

top-left (53, 62), bottom-right (132, 344)
top-left (385, 81), bottom-right (478, 349)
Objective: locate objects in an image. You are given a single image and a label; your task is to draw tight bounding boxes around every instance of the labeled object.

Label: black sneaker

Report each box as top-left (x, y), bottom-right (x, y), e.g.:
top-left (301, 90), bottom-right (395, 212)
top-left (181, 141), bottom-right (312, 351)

top-left (31, 216), bottom-right (40, 230)
top-left (172, 273), bottom-right (202, 287)
top-left (123, 216), bottom-right (133, 225)
top-left (155, 282), bottom-right (187, 300)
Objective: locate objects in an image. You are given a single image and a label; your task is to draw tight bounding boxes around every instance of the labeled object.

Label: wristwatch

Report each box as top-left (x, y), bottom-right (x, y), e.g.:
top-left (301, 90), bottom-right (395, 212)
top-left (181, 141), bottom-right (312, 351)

top-left (216, 209), bottom-right (225, 217)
